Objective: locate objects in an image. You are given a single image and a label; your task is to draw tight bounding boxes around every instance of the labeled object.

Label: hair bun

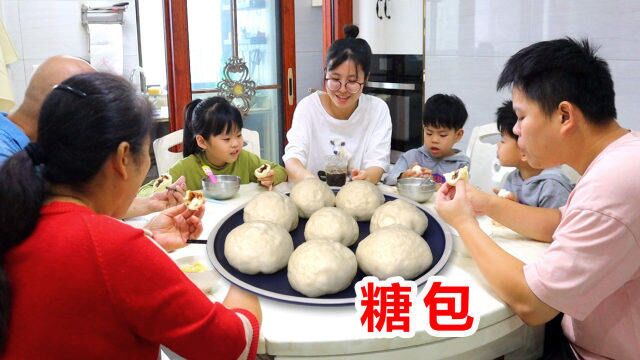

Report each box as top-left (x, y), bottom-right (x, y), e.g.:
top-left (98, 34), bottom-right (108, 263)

top-left (343, 24), bottom-right (359, 39)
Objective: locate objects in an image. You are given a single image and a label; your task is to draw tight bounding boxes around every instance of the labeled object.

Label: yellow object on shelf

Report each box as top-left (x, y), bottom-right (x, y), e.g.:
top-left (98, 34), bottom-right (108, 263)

top-left (147, 86), bottom-right (161, 96)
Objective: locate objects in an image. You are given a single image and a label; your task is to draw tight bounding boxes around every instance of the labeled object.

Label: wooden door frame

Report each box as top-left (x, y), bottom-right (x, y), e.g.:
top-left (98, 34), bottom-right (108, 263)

top-left (322, 0), bottom-right (353, 61)
top-left (163, 0), bottom-right (192, 132)
top-left (281, 0), bottom-right (296, 134)
top-left (162, 0), bottom-right (297, 138)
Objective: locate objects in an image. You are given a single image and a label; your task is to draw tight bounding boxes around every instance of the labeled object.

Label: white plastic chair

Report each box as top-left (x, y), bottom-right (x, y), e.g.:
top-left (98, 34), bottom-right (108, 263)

top-left (241, 128), bottom-right (261, 157)
top-left (465, 123), bottom-right (515, 192)
top-left (153, 129), bottom-right (184, 175)
top-left (152, 128), bottom-right (261, 175)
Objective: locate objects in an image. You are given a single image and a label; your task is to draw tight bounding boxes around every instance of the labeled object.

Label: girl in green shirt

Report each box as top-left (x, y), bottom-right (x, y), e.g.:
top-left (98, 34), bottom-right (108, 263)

top-left (140, 97), bottom-right (286, 195)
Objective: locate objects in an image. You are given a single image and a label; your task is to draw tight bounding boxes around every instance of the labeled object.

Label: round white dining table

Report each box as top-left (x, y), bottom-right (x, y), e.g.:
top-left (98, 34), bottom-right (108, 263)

top-left (127, 183), bottom-right (549, 360)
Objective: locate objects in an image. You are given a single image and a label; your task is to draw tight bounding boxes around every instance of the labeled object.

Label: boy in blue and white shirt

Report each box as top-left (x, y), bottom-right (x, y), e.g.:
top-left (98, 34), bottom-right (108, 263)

top-left (385, 94), bottom-right (470, 185)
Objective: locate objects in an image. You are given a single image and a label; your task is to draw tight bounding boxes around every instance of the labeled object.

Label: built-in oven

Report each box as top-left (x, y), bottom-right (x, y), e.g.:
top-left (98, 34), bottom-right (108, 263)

top-left (364, 54), bottom-right (424, 163)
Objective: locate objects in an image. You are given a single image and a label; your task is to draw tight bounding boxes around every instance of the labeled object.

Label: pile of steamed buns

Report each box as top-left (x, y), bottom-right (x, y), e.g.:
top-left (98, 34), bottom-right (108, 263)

top-left (224, 179), bottom-right (434, 297)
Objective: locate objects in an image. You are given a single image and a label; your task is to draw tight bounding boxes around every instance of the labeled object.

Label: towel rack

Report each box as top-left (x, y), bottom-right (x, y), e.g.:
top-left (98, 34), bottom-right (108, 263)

top-left (81, 2), bottom-right (128, 25)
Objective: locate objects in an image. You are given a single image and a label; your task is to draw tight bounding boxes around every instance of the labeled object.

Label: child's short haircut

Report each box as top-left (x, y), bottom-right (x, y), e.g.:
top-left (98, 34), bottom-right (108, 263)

top-left (497, 38), bottom-right (616, 126)
top-left (422, 94), bottom-right (468, 130)
top-left (496, 100), bottom-right (518, 139)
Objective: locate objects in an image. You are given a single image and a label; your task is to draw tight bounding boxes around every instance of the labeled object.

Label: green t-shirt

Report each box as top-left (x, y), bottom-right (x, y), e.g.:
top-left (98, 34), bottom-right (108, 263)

top-left (139, 150), bottom-right (287, 196)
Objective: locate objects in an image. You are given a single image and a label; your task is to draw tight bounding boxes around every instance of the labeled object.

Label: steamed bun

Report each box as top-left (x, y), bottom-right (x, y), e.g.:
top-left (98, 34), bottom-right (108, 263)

top-left (290, 178), bottom-right (336, 218)
top-left (244, 191), bottom-right (299, 231)
top-left (444, 166), bottom-right (469, 186)
top-left (356, 225), bottom-right (432, 280)
top-left (370, 199), bottom-right (428, 235)
top-left (304, 207), bottom-right (359, 246)
top-left (225, 221), bottom-right (294, 275)
top-left (335, 180), bottom-right (384, 221)
top-left (287, 241), bottom-right (357, 297)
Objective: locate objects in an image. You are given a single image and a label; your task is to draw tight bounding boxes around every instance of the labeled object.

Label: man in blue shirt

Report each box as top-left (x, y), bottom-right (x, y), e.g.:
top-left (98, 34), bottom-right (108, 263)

top-left (0, 55), bottom-right (186, 218)
top-left (0, 56), bottom-right (94, 167)
top-left (0, 111), bottom-right (29, 165)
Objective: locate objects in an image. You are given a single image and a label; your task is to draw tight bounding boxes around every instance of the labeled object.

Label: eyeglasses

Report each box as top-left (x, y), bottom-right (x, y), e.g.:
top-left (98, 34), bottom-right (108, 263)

top-left (324, 78), bottom-right (364, 94)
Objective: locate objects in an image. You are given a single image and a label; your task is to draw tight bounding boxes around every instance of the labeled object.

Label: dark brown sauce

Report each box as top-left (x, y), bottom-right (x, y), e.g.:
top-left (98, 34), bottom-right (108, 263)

top-left (326, 172), bottom-right (347, 186)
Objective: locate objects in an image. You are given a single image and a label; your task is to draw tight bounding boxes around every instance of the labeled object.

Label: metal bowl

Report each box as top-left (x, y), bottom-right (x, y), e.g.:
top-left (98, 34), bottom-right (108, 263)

top-left (202, 175), bottom-right (240, 200)
top-left (397, 177), bottom-right (437, 203)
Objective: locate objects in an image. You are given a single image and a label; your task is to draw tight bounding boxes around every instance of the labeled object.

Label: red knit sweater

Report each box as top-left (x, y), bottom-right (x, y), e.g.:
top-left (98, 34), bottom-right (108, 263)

top-left (3, 202), bottom-right (259, 359)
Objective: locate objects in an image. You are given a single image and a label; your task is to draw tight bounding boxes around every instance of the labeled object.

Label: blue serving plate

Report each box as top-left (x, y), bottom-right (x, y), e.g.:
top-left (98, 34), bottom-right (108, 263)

top-left (207, 191), bottom-right (452, 306)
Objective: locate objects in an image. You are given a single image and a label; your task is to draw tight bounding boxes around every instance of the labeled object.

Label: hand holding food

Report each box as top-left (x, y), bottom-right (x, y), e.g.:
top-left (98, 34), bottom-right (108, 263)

top-left (254, 164), bottom-right (271, 179)
top-left (254, 164), bottom-right (275, 189)
top-left (151, 174), bottom-right (172, 193)
top-left (443, 166), bottom-right (469, 186)
top-left (496, 188), bottom-right (518, 202)
top-left (184, 190), bottom-right (205, 211)
top-left (435, 179), bottom-right (477, 229)
top-left (145, 203), bottom-right (205, 251)
top-left (401, 163), bottom-right (431, 179)
top-left (151, 175), bottom-right (186, 204)
top-left (350, 168), bottom-right (368, 181)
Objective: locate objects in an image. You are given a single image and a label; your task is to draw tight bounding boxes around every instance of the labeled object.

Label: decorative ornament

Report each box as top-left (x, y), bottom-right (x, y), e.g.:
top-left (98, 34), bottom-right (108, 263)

top-left (217, 58), bottom-right (256, 115)
top-left (217, 0), bottom-right (256, 115)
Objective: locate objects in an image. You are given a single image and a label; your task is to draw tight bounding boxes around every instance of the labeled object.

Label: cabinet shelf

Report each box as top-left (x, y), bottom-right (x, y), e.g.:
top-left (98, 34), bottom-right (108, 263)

top-left (222, 0), bottom-right (267, 12)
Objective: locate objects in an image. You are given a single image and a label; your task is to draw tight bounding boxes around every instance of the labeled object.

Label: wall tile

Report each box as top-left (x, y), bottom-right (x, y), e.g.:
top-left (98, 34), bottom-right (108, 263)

top-left (18, 1), bottom-right (88, 59)
top-left (22, 58), bottom-right (43, 83)
top-left (609, 59), bottom-right (640, 131)
top-left (425, 0), bottom-right (640, 151)
top-left (17, 1), bottom-right (138, 60)
top-left (426, 55), bottom-right (511, 150)
top-left (426, 0), bottom-right (532, 57)
top-left (529, 0), bottom-right (640, 60)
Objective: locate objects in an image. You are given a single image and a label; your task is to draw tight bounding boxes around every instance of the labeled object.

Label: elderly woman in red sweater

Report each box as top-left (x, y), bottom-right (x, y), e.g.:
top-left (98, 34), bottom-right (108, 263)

top-left (0, 72), bottom-right (261, 359)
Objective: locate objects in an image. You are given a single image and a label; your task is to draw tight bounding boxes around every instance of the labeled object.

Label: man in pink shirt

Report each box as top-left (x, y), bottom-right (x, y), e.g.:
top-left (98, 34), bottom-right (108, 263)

top-left (435, 38), bottom-right (639, 359)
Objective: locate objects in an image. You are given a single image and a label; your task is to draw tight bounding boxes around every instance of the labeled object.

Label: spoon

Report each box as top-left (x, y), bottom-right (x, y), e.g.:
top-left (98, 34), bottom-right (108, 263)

top-left (430, 173), bottom-right (446, 184)
top-left (419, 173), bottom-right (444, 187)
top-left (201, 165), bottom-right (218, 184)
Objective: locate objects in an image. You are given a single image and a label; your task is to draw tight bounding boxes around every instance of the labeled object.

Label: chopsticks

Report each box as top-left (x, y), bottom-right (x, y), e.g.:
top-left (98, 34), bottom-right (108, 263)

top-left (186, 239), bottom-right (207, 245)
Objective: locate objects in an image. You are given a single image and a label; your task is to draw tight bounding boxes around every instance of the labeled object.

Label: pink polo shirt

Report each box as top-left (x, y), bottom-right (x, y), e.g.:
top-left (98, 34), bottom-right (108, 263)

top-left (524, 132), bottom-right (640, 360)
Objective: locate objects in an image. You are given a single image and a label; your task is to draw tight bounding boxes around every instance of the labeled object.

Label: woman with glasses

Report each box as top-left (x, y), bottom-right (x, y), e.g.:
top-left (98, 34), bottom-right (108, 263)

top-left (283, 25), bottom-right (392, 184)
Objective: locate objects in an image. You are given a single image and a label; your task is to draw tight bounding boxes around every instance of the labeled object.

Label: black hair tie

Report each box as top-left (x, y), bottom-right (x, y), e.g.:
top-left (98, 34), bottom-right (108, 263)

top-left (25, 143), bottom-right (47, 165)
top-left (53, 84), bottom-right (87, 98)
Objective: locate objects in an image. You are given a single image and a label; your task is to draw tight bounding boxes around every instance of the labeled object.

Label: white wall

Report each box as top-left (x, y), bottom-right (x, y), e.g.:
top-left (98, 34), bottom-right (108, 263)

top-left (0, 0), bottom-right (139, 108)
top-left (425, 0), bottom-right (640, 151)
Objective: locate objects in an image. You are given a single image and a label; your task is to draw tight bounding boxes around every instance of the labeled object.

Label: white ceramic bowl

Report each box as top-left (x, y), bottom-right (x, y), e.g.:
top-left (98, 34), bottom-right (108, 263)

top-left (175, 255), bottom-right (220, 294)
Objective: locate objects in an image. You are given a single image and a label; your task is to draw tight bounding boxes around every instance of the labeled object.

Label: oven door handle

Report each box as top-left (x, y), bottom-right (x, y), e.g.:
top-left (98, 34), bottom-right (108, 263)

top-left (366, 81), bottom-right (416, 91)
